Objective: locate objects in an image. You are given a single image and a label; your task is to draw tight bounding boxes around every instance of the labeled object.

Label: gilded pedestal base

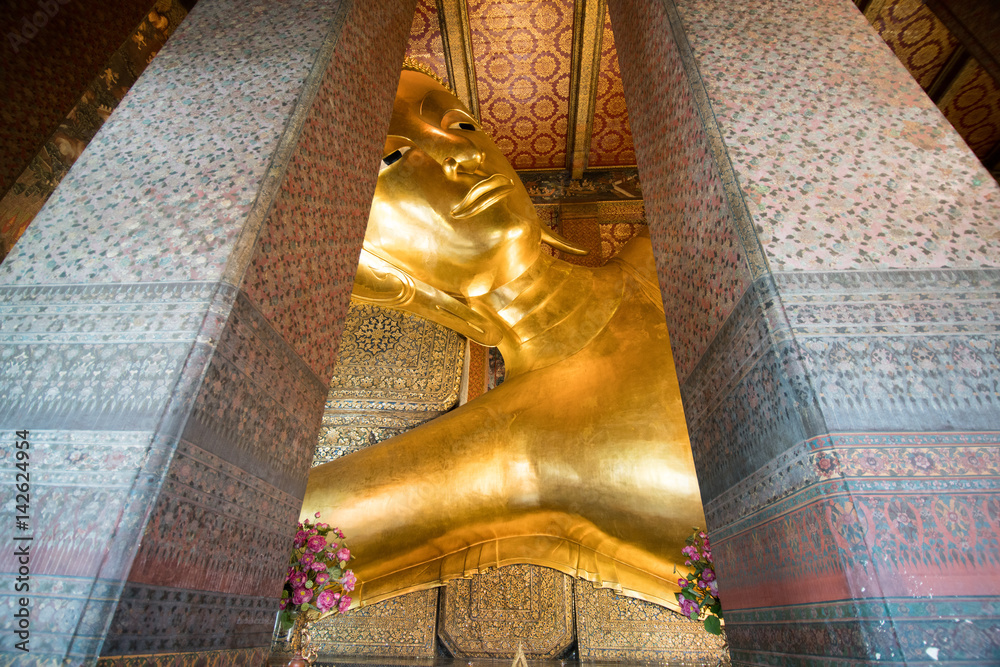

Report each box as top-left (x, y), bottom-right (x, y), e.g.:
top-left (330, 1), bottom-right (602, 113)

top-left (438, 564), bottom-right (575, 659)
top-left (575, 581), bottom-right (728, 664)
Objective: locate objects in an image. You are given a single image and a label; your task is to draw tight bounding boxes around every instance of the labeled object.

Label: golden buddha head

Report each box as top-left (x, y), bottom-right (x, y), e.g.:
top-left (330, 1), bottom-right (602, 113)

top-left (353, 67), bottom-right (585, 345)
top-left (363, 68), bottom-right (540, 297)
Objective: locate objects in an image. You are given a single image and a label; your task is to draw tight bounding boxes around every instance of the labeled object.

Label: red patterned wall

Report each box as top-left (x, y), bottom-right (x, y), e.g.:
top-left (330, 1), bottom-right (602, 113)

top-left (468, 0), bottom-right (574, 170)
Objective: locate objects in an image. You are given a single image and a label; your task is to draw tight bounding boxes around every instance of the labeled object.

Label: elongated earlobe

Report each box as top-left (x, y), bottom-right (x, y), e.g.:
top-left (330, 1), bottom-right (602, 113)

top-left (540, 226), bottom-right (589, 256)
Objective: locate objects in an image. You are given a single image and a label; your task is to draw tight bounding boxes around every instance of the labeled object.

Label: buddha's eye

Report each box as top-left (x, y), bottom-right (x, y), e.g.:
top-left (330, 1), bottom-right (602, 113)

top-left (379, 146), bottom-right (410, 172)
top-left (449, 121), bottom-right (477, 131)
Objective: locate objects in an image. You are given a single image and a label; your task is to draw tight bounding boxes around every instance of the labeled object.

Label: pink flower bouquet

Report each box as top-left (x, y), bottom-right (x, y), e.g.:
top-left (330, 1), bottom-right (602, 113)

top-left (277, 512), bottom-right (356, 634)
top-left (675, 528), bottom-right (724, 635)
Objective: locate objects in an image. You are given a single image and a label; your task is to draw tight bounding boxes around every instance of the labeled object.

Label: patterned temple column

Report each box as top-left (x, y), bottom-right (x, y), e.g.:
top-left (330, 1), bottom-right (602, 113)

top-left (610, 0), bottom-right (1000, 663)
top-left (0, 0), bottom-right (414, 663)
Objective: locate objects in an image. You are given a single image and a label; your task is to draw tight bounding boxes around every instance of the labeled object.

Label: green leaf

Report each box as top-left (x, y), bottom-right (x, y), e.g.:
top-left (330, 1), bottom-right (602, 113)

top-left (704, 615), bottom-right (722, 635)
top-left (680, 589), bottom-right (698, 602)
top-left (305, 580), bottom-right (313, 589)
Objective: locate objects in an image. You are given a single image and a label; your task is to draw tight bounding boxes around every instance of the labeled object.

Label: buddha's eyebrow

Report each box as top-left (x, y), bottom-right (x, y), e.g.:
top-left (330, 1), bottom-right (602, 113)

top-left (419, 91), bottom-right (463, 122)
top-left (418, 93), bottom-right (440, 121)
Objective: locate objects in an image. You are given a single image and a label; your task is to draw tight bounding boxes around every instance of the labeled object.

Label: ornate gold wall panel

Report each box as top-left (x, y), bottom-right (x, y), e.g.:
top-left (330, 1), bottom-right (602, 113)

top-left (314, 410), bottom-right (439, 464)
top-left (304, 590), bottom-right (440, 659)
top-left (327, 302), bottom-right (463, 409)
top-left (315, 301), bottom-right (464, 464)
top-left (438, 564), bottom-right (575, 659)
top-left (575, 582), bottom-right (729, 664)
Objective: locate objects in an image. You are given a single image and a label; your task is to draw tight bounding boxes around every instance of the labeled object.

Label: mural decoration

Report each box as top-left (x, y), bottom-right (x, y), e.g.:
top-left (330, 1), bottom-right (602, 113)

top-left (0, 0), bottom-right (175, 195)
top-left (520, 167), bottom-right (643, 203)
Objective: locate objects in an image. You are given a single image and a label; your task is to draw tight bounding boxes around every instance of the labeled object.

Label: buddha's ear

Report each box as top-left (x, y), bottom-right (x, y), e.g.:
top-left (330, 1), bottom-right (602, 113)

top-left (353, 248), bottom-right (505, 347)
top-left (540, 226), bottom-right (589, 256)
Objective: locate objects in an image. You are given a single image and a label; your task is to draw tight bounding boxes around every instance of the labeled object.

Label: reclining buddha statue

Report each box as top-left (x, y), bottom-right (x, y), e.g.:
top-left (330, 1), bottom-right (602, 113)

top-left (301, 64), bottom-right (707, 611)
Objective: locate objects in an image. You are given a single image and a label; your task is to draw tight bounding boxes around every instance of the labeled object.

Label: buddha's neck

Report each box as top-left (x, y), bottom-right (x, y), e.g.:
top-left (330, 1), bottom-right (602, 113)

top-left (473, 254), bottom-right (623, 377)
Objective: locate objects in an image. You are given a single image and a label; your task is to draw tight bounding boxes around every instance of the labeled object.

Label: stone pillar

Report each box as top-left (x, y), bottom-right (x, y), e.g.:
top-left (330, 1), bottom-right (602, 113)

top-left (0, 0), bottom-right (414, 662)
top-left (609, 0), bottom-right (1000, 663)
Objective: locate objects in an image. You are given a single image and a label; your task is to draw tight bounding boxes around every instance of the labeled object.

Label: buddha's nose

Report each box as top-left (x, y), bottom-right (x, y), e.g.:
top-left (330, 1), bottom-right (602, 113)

top-left (443, 148), bottom-right (483, 180)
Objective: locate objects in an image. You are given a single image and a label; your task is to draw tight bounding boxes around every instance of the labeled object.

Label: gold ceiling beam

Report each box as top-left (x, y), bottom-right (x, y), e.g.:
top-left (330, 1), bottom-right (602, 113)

top-left (566, 0), bottom-right (606, 179)
top-left (437, 0), bottom-right (481, 120)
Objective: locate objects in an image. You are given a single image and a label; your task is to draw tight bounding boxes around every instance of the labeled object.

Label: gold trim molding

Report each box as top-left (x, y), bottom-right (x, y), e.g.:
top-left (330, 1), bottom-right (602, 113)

top-left (566, 0), bottom-right (607, 179)
top-left (436, 0), bottom-right (480, 119)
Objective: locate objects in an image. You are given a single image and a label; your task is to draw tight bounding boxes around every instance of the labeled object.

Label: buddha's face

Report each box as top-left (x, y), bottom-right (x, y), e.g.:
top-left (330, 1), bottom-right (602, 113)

top-left (363, 71), bottom-right (541, 297)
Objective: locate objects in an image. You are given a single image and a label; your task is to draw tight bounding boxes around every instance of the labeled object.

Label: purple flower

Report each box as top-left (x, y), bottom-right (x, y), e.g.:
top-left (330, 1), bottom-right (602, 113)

top-left (336, 547), bottom-right (351, 562)
top-left (307, 535), bottom-right (327, 553)
top-left (316, 589), bottom-right (337, 612)
top-left (311, 561), bottom-right (327, 571)
top-left (701, 568), bottom-right (715, 583)
top-left (293, 530), bottom-right (308, 548)
top-left (314, 572), bottom-right (331, 587)
top-left (334, 528), bottom-right (345, 539)
top-left (338, 595), bottom-right (352, 613)
top-left (339, 570), bottom-right (357, 592)
top-left (300, 553), bottom-right (315, 568)
top-left (292, 587), bottom-right (313, 605)
top-left (677, 578), bottom-right (688, 588)
top-left (314, 512), bottom-right (321, 518)
top-left (708, 580), bottom-right (719, 595)
top-left (279, 598), bottom-right (288, 610)
top-left (288, 570), bottom-right (307, 589)
top-left (679, 598), bottom-right (700, 619)
top-left (681, 545), bottom-right (700, 560)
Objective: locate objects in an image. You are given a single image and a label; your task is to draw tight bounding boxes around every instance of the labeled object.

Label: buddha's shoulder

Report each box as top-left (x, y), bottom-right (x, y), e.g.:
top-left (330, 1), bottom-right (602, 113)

top-left (610, 229), bottom-right (661, 305)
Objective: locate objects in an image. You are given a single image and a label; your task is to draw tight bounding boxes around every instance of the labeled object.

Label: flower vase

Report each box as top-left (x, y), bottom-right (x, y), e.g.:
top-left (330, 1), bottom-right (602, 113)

top-left (285, 611), bottom-right (310, 667)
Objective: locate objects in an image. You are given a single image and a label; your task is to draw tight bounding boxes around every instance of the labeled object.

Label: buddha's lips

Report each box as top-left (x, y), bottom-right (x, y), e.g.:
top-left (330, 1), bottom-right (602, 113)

top-left (451, 174), bottom-right (514, 219)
